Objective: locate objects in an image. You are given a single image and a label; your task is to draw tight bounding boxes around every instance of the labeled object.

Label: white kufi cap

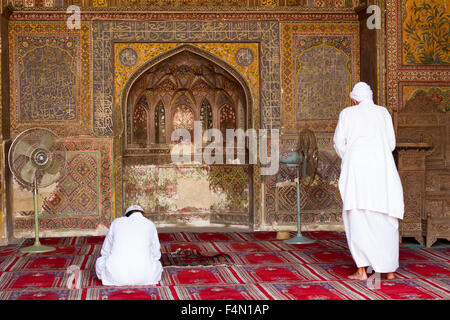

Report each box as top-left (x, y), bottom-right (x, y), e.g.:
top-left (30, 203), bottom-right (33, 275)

top-left (125, 204), bottom-right (144, 216)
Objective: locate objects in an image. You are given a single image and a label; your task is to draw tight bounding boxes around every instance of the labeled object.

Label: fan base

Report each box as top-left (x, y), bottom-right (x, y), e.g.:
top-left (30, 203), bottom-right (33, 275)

top-left (20, 244), bottom-right (56, 254)
top-left (283, 234), bottom-right (315, 244)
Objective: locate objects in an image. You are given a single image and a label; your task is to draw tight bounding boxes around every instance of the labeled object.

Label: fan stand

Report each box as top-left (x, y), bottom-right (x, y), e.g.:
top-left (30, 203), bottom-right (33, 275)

top-left (20, 179), bottom-right (55, 254)
top-left (283, 160), bottom-right (315, 244)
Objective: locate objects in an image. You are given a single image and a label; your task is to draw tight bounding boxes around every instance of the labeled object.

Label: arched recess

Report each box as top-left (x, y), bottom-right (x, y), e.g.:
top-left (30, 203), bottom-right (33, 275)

top-left (118, 44), bottom-right (255, 228)
top-left (132, 96), bottom-right (149, 146)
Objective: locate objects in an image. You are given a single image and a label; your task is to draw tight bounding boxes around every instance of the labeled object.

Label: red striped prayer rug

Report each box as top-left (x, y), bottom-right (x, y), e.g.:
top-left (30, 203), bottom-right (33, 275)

top-left (0, 231), bottom-right (448, 300)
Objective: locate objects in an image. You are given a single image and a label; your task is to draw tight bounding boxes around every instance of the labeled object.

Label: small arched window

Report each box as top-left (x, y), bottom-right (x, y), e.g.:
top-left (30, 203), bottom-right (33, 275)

top-left (155, 100), bottom-right (166, 143)
top-left (200, 99), bottom-right (213, 132)
top-left (133, 96), bottom-right (148, 146)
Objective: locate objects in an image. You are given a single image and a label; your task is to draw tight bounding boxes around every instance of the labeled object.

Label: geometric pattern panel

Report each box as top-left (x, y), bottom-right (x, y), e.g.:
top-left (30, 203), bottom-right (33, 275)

top-left (295, 35), bottom-right (353, 121)
top-left (13, 139), bottom-right (113, 235)
top-left (265, 133), bottom-right (343, 228)
top-left (9, 23), bottom-right (91, 136)
top-left (43, 153), bottom-right (98, 216)
top-left (12, 0), bottom-right (361, 8)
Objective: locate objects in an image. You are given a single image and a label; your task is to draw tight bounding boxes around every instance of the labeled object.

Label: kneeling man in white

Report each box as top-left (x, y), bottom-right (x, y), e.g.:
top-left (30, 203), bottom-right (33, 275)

top-left (95, 205), bottom-right (163, 286)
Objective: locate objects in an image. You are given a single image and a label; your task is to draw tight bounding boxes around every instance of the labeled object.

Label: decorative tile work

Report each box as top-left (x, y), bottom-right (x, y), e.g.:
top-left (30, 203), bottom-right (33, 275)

top-left (93, 0), bottom-right (108, 6)
top-left (261, 0), bottom-right (277, 6)
top-left (122, 164), bottom-right (250, 226)
top-left (264, 133), bottom-right (343, 229)
top-left (294, 34), bottom-right (353, 121)
top-left (281, 22), bottom-right (359, 132)
top-left (13, 139), bottom-right (114, 236)
top-left (115, 0), bottom-right (252, 7)
top-left (93, 21), bottom-right (279, 137)
top-left (11, 0), bottom-right (362, 7)
top-left (9, 23), bottom-right (91, 136)
top-left (92, 21), bottom-right (279, 228)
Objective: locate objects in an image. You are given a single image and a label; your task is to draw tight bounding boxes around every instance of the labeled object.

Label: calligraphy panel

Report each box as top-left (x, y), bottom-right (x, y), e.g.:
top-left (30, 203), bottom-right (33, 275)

top-left (281, 23), bottom-right (359, 132)
top-left (9, 23), bottom-right (91, 136)
top-left (295, 36), bottom-right (352, 120)
top-left (18, 36), bottom-right (78, 121)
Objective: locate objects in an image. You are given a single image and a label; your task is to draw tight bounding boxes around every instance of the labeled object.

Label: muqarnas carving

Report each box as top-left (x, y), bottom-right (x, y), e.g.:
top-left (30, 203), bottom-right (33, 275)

top-left (125, 50), bottom-right (246, 149)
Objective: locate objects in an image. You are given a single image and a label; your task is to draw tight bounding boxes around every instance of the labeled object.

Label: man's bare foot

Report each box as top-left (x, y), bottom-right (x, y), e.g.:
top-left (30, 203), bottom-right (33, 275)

top-left (386, 272), bottom-right (395, 280)
top-left (348, 267), bottom-right (368, 280)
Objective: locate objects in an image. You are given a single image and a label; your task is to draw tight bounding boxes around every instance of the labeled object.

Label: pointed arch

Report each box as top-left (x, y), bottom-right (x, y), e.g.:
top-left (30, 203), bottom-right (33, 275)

top-left (121, 44), bottom-right (253, 151)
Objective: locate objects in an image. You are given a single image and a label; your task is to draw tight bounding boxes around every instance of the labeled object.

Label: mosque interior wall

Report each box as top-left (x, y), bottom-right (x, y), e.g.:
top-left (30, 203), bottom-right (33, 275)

top-left (0, 0), bottom-right (448, 243)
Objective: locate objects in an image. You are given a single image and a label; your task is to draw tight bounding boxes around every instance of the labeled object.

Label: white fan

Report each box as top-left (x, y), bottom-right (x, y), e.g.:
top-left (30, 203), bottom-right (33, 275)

top-left (8, 128), bottom-right (67, 253)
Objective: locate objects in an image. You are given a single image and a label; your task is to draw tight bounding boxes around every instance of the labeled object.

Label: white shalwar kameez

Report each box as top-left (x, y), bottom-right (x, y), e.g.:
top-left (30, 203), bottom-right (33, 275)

top-left (95, 212), bottom-right (163, 286)
top-left (333, 82), bottom-right (404, 274)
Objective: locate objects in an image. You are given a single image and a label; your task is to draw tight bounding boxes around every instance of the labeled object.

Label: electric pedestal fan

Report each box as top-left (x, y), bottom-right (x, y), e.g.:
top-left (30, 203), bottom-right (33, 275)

top-left (8, 128), bottom-right (67, 253)
top-left (278, 128), bottom-right (319, 244)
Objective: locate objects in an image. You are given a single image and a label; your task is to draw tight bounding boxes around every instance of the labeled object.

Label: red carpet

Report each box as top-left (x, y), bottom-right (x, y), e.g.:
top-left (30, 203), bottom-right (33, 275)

top-left (0, 231), bottom-right (449, 300)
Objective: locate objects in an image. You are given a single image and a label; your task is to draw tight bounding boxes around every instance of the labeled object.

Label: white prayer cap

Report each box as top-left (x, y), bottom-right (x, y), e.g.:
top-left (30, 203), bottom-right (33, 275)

top-left (349, 82), bottom-right (373, 103)
top-left (125, 204), bottom-right (144, 216)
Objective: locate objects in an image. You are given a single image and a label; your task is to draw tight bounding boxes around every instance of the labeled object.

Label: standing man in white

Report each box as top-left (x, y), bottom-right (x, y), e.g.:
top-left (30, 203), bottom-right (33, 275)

top-left (333, 82), bottom-right (404, 281)
top-left (95, 205), bottom-right (163, 286)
